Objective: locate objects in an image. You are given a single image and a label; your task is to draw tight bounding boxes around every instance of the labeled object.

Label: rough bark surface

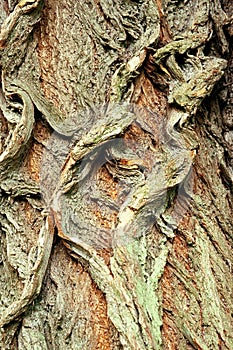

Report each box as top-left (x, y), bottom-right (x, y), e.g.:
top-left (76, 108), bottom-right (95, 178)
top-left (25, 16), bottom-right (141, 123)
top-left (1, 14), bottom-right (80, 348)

top-left (0, 0), bottom-right (232, 349)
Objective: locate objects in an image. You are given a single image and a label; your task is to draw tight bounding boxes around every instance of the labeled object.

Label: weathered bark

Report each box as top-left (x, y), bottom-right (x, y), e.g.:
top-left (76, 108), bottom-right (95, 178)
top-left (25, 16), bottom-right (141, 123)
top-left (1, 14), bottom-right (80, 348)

top-left (0, 0), bottom-right (232, 349)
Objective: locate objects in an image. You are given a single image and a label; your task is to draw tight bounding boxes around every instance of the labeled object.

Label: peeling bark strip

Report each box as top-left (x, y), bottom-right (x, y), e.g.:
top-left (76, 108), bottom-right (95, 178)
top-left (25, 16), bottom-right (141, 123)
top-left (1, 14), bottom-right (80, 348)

top-left (0, 0), bottom-right (233, 349)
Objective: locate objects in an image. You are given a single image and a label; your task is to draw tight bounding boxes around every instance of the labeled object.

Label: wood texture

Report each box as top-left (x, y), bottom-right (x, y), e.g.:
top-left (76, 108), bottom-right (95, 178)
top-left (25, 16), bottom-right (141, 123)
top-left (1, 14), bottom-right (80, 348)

top-left (0, 0), bottom-right (232, 349)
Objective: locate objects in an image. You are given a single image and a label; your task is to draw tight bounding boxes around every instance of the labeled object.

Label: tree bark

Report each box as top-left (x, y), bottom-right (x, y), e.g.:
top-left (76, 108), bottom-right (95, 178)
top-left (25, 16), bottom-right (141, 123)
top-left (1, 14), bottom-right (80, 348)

top-left (0, 0), bottom-right (232, 349)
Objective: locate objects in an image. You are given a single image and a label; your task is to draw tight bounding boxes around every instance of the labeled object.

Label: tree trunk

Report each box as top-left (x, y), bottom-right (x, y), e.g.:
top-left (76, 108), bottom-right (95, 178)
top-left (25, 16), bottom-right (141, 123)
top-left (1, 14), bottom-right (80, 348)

top-left (0, 0), bottom-right (232, 349)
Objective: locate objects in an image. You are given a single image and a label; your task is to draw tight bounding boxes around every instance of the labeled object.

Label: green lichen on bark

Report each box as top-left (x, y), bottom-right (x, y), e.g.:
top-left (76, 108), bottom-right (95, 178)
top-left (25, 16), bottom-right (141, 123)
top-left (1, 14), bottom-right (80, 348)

top-left (0, 0), bottom-right (233, 349)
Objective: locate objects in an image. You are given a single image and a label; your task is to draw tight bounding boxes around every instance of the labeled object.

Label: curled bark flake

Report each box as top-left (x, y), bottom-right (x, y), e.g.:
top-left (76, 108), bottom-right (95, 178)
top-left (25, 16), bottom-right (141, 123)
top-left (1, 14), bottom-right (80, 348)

top-left (0, 81), bottom-right (34, 177)
top-left (0, 0), bottom-right (42, 49)
top-left (0, 216), bottom-right (54, 328)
